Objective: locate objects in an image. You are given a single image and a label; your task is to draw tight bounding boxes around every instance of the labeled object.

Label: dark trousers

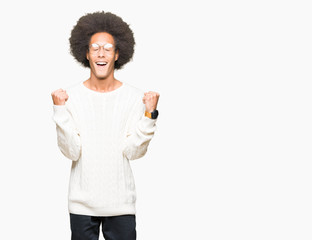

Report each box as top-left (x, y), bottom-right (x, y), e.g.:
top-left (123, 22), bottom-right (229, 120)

top-left (70, 213), bottom-right (136, 240)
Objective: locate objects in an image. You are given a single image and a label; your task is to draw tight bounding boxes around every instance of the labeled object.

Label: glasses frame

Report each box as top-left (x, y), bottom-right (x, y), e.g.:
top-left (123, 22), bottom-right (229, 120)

top-left (88, 43), bottom-right (115, 56)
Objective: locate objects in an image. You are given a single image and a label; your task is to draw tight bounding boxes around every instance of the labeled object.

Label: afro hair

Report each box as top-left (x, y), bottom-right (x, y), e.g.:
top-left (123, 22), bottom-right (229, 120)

top-left (69, 11), bottom-right (135, 70)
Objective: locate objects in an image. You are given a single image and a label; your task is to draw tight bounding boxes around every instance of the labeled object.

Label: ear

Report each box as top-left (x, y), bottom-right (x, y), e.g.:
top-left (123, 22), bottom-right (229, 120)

top-left (86, 51), bottom-right (89, 61)
top-left (115, 49), bottom-right (119, 61)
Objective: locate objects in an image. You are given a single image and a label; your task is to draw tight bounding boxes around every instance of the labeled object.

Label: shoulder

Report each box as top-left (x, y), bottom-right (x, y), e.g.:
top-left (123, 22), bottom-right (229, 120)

top-left (123, 82), bottom-right (144, 100)
top-left (62, 81), bottom-right (84, 108)
top-left (122, 82), bottom-right (146, 112)
top-left (64, 81), bottom-right (82, 95)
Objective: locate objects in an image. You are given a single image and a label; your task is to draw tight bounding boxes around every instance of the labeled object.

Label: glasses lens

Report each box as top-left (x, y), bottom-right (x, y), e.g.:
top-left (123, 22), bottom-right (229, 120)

top-left (104, 43), bottom-right (113, 51)
top-left (90, 43), bottom-right (99, 54)
top-left (89, 43), bottom-right (114, 55)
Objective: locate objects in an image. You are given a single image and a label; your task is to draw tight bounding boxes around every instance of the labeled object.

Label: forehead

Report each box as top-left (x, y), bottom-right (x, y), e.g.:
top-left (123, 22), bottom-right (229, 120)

top-left (89, 32), bottom-right (115, 45)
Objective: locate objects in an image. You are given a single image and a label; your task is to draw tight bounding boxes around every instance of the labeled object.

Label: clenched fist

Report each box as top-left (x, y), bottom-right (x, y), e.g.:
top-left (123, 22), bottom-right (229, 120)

top-left (142, 91), bottom-right (160, 112)
top-left (51, 89), bottom-right (69, 105)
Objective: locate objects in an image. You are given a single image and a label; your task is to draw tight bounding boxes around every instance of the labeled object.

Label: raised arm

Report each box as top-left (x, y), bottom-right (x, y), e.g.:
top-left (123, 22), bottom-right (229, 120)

top-left (51, 89), bottom-right (82, 161)
top-left (122, 91), bottom-right (159, 160)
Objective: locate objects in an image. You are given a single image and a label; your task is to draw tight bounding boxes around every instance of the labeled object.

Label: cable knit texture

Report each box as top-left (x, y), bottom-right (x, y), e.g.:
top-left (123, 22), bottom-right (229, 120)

top-left (52, 81), bottom-right (157, 216)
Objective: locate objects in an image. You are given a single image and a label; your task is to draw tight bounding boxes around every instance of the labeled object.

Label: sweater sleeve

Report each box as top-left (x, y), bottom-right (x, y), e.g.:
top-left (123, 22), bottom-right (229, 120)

top-left (52, 103), bottom-right (82, 161)
top-left (122, 100), bottom-right (158, 161)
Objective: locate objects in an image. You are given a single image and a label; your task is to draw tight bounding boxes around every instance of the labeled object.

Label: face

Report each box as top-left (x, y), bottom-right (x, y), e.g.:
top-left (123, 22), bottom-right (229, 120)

top-left (86, 32), bottom-right (119, 80)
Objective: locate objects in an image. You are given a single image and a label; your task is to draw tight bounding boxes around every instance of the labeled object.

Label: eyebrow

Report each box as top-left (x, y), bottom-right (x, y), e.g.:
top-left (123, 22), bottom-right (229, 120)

top-left (91, 43), bottom-right (114, 48)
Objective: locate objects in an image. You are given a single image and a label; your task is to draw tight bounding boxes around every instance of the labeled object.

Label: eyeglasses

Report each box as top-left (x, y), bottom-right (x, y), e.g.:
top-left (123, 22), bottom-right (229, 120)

top-left (89, 43), bottom-right (115, 55)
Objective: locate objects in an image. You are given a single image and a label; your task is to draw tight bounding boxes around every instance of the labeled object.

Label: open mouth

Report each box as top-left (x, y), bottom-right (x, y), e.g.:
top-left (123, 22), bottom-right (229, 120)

top-left (96, 62), bottom-right (107, 67)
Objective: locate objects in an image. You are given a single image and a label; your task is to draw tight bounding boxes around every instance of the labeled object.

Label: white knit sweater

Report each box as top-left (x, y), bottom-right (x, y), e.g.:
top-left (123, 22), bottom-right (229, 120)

top-left (52, 81), bottom-right (157, 216)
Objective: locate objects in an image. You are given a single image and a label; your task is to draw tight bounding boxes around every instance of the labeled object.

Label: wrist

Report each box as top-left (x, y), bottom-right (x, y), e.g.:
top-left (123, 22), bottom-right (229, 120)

top-left (145, 107), bottom-right (155, 112)
top-left (145, 109), bottom-right (159, 119)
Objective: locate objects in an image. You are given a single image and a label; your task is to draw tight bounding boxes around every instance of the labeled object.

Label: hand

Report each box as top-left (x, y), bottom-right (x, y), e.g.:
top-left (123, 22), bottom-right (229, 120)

top-left (51, 89), bottom-right (69, 105)
top-left (142, 91), bottom-right (160, 112)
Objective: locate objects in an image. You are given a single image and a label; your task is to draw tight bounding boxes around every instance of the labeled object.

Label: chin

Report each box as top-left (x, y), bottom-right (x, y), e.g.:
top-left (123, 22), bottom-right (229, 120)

top-left (95, 75), bottom-right (108, 80)
top-left (93, 71), bottom-right (108, 79)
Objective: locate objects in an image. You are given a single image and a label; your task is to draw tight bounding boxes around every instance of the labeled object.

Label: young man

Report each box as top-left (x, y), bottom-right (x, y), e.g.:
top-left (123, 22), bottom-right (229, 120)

top-left (51, 11), bottom-right (159, 240)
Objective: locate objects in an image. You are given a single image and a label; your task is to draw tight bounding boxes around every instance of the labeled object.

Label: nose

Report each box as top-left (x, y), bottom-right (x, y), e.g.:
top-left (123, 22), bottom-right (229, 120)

top-left (98, 48), bottom-right (105, 57)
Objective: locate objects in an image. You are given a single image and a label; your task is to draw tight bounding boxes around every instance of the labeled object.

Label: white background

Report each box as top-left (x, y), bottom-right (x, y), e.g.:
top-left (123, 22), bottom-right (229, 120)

top-left (0, 0), bottom-right (311, 239)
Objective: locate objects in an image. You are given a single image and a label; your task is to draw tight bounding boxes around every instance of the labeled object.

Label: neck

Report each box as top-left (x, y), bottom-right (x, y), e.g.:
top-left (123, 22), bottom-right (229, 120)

top-left (85, 72), bottom-right (120, 92)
